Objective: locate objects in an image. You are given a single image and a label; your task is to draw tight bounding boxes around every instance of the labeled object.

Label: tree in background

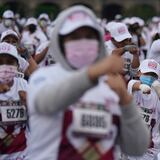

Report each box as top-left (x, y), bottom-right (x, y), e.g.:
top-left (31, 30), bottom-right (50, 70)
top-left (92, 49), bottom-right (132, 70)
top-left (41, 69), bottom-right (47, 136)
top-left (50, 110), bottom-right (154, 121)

top-left (34, 3), bottom-right (60, 21)
top-left (123, 4), bottom-right (157, 21)
top-left (0, 1), bottom-right (27, 18)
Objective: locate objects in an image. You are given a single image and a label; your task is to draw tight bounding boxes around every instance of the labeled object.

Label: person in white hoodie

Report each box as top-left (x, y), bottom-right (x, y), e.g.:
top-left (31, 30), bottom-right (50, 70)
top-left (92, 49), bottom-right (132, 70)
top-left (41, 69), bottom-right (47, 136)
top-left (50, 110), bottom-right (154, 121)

top-left (27, 5), bottom-right (150, 160)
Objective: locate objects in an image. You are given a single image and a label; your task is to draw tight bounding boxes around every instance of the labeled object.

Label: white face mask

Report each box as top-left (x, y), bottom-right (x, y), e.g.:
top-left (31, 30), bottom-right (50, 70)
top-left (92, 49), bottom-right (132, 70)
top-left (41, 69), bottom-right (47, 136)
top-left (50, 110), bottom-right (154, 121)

top-left (0, 65), bottom-right (17, 84)
top-left (4, 19), bottom-right (13, 27)
top-left (64, 39), bottom-right (99, 69)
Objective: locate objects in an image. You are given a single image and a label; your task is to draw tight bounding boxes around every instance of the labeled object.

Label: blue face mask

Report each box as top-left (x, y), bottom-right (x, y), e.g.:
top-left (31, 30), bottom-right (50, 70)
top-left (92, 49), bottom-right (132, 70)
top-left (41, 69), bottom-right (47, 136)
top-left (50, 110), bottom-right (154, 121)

top-left (140, 75), bottom-right (157, 86)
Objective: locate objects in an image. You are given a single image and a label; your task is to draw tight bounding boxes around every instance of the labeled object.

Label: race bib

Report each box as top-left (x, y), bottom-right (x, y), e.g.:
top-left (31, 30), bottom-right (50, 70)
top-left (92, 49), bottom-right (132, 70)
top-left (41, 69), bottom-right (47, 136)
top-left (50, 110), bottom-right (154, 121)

top-left (1, 106), bottom-right (27, 123)
top-left (139, 107), bottom-right (152, 125)
top-left (72, 108), bottom-right (112, 138)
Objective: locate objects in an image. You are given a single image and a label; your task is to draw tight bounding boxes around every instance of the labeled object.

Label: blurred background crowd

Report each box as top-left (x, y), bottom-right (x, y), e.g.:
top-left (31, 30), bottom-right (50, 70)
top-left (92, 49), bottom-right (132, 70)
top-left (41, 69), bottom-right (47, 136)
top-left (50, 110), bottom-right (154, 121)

top-left (0, 0), bottom-right (159, 22)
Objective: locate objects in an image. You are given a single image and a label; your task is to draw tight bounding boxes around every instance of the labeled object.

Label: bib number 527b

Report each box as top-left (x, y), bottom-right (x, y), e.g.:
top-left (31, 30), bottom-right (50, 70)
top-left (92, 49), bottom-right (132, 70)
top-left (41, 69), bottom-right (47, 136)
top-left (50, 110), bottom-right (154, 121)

top-left (7, 108), bottom-right (25, 119)
top-left (1, 106), bottom-right (27, 123)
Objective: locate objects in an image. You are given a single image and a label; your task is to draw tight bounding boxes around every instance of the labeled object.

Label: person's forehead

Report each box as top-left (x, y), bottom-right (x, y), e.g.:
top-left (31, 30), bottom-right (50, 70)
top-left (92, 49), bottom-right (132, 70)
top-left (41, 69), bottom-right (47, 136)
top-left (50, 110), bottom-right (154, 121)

top-left (0, 54), bottom-right (18, 64)
top-left (71, 26), bottom-right (97, 34)
top-left (3, 35), bottom-right (18, 41)
top-left (119, 38), bottom-right (131, 43)
top-left (112, 37), bottom-right (131, 43)
top-left (64, 27), bottom-right (98, 39)
top-left (0, 54), bottom-right (15, 59)
top-left (143, 72), bottom-right (158, 77)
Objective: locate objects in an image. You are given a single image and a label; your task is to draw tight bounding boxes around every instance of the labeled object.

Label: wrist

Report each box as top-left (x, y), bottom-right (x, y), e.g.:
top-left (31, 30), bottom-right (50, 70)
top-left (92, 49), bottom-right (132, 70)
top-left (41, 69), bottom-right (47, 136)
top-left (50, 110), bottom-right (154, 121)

top-left (118, 48), bottom-right (125, 55)
top-left (133, 52), bottom-right (139, 57)
top-left (88, 66), bottom-right (99, 83)
top-left (88, 58), bottom-right (111, 82)
top-left (123, 46), bottom-right (128, 52)
top-left (119, 91), bottom-right (132, 106)
top-left (112, 48), bottom-right (124, 56)
top-left (23, 49), bottom-right (31, 61)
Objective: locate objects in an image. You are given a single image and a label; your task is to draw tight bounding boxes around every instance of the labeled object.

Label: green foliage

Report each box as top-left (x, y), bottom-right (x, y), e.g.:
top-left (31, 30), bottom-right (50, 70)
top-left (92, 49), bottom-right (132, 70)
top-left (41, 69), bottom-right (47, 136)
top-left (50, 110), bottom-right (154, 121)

top-left (0, 4), bottom-right (10, 17)
top-left (0, 2), bottom-right (27, 17)
top-left (123, 4), bottom-right (157, 20)
top-left (34, 3), bottom-right (60, 20)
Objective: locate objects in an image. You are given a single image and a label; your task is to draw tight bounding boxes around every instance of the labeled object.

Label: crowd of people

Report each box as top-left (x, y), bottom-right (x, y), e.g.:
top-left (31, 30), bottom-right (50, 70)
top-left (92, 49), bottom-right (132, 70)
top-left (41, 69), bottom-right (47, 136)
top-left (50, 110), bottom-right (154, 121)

top-left (0, 4), bottom-right (159, 160)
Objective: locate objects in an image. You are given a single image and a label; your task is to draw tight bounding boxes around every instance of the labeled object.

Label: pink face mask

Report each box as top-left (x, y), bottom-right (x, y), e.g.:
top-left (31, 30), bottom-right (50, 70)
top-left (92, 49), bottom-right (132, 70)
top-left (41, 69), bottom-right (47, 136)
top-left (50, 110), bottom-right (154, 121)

top-left (64, 39), bottom-right (99, 69)
top-left (0, 65), bottom-right (17, 84)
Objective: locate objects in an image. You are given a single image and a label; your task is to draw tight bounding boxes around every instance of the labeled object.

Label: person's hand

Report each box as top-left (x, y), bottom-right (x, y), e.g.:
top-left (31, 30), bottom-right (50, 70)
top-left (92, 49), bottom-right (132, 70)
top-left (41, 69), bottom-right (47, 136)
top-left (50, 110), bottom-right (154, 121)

top-left (17, 44), bottom-right (26, 54)
top-left (139, 84), bottom-right (151, 94)
top-left (0, 84), bottom-right (10, 93)
top-left (17, 44), bottom-right (31, 60)
top-left (18, 91), bottom-right (27, 106)
top-left (106, 74), bottom-right (132, 105)
top-left (124, 45), bottom-right (139, 55)
top-left (88, 54), bottom-right (124, 82)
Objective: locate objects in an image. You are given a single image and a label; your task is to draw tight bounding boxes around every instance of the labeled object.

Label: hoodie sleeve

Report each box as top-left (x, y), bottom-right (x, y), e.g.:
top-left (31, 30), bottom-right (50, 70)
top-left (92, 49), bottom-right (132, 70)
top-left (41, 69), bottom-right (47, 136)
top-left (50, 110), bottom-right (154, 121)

top-left (34, 69), bottom-right (95, 114)
top-left (127, 79), bottom-right (139, 94)
top-left (118, 99), bottom-right (150, 156)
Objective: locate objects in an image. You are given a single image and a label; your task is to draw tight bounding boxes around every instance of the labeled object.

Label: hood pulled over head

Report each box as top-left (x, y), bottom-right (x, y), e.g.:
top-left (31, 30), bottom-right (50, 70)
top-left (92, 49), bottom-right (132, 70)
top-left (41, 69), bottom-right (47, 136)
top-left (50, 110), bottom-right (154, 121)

top-left (48, 5), bottom-right (107, 70)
